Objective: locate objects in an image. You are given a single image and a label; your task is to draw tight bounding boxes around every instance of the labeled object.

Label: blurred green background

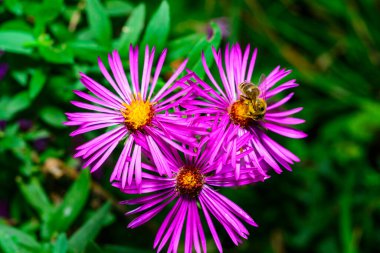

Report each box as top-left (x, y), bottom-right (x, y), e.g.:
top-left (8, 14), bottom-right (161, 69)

top-left (1, 0), bottom-right (379, 252)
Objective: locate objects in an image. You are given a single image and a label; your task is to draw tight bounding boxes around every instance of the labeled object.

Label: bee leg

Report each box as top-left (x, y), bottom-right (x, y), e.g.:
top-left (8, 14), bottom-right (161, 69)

top-left (241, 96), bottom-right (250, 104)
top-left (247, 109), bottom-right (258, 121)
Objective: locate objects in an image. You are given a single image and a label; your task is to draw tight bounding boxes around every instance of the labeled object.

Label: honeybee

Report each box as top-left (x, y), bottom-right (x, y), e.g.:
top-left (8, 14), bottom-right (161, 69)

top-left (238, 74), bottom-right (267, 121)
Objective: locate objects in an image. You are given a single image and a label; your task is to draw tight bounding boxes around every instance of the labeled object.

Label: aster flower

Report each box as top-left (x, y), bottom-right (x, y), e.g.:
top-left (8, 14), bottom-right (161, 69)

top-left (0, 63), bottom-right (8, 80)
top-left (181, 43), bottom-right (307, 179)
top-left (66, 46), bottom-right (205, 187)
top-left (114, 123), bottom-right (266, 253)
top-left (0, 50), bottom-right (8, 80)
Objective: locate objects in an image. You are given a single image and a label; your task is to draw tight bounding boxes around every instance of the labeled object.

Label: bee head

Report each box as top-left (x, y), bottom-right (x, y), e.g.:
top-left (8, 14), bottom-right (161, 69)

top-left (256, 98), bottom-right (267, 113)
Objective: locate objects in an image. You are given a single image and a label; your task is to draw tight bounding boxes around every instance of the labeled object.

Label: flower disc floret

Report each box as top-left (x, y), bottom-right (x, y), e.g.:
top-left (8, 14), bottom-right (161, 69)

top-left (229, 100), bottom-right (252, 127)
top-left (120, 95), bottom-right (155, 132)
top-left (175, 165), bottom-right (205, 198)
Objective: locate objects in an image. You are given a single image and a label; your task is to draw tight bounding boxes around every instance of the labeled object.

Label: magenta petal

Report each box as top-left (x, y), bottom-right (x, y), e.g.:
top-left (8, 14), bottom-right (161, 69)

top-left (146, 135), bottom-right (172, 176)
top-left (111, 136), bottom-right (134, 182)
top-left (121, 190), bottom-right (171, 205)
top-left (153, 58), bottom-right (188, 102)
top-left (262, 122), bottom-right (307, 139)
top-left (199, 195), bottom-right (223, 253)
top-left (167, 199), bottom-right (188, 253)
top-left (148, 49), bottom-right (167, 100)
top-left (192, 200), bottom-right (207, 252)
top-left (128, 193), bottom-right (175, 229)
top-left (267, 92), bottom-right (294, 110)
top-left (267, 107), bottom-right (303, 118)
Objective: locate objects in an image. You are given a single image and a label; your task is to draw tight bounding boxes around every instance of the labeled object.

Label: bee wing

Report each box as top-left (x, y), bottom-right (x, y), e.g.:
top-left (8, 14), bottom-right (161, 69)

top-left (258, 74), bottom-right (267, 100)
top-left (258, 74), bottom-right (266, 86)
top-left (238, 82), bottom-right (244, 97)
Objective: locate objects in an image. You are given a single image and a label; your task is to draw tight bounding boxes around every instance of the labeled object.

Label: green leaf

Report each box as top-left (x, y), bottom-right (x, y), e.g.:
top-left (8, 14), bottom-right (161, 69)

top-left (105, 0), bottom-right (133, 16)
top-left (85, 242), bottom-right (103, 253)
top-left (189, 22), bottom-right (222, 79)
top-left (29, 69), bottom-right (47, 99)
top-left (103, 245), bottom-right (152, 253)
top-left (86, 0), bottom-right (112, 48)
top-left (24, 0), bottom-right (63, 25)
top-left (0, 20), bottom-right (31, 32)
top-left (11, 70), bottom-right (28, 86)
top-left (0, 30), bottom-right (34, 55)
top-left (141, 0), bottom-right (170, 53)
top-left (116, 3), bottom-right (145, 55)
top-left (69, 40), bottom-right (108, 62)
top-left (17, 177), bottom-right (52, 218)
top-left (39, 44), bottom-right (74, 64)
top-left (0, 91), bottom-right (31, 120)
top-left (24, 129), bottom-right (50, 141)
top-left (4, 0), bottom-right (23, 16)
top-left (48, 76), bottom-right (77, 102)
top-left (50, 23), bottom-right (74, 42)
top-left (168, 33), bottom-right (204, 61)
top-left (186, 36), bottom-right (207, 69)
top-left (40, 106), bottom-right (66, 128)
top-left (53, 234), bottom-right (68, 253)
top-left (41, 170), bottom-right (91, 239)
top-left (0, 123), bottom-right (26, 152)
top-left (0, 232), bottom-right (20, 253)
top-left (39, 0), bottom-right (64, 23)
top-left (0, 224), bottom-right (42, 253)
top-left (68, 202), bottom-right (111, 253)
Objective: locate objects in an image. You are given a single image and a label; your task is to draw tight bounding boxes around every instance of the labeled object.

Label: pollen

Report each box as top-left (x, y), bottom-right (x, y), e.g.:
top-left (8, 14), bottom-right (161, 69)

top-left (175, 166), bottom-right (205, 198)
top-left (229, 99), bottom-right (252, 128)
top-left (120, 94), bottom-right (155, 132)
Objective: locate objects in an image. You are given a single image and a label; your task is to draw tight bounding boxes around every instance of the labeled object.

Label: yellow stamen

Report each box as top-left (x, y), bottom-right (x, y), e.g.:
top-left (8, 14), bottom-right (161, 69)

top-left (175, 166), bottom-right (204, 198)
top-left (229, 100), bottom-right (252, 127)
top-left (120, 93), bottom-right (154, 131)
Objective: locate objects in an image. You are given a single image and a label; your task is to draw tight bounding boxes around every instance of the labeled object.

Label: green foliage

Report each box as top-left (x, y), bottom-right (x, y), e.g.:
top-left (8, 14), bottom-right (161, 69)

top-left (68, 202), bottom-right (111, 253)
top-left (141, 0), bottom-right (170, 53)
top-left (40, 107), bottom-right (66, 128)
top-left (17, 177), bottom-right (52, 218)
top-left (41, 170), bottom-right (91, 239)
top-left (86, 0), bottom-right (112, 48)
top-left (187, 22), bottom-right (222, 79)
top-left (0, 30), bottom-right (34, 55)
top-left (0, 0), bottom-right (379, 252)
top-left (29, 69), bottom-right (47, 99)
top-left (115, 3), bottom-right (145, 54)
top-left (0, 224), bottom-right (41, 253)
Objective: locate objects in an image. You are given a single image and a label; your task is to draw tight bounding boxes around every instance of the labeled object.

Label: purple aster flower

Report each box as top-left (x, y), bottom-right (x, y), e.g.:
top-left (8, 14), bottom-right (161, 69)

top-left (0, 120), bottom-right (6, 131)
top-left (66, 46), bottom-right (205, 187)
top-left (33, 137), bottom-right (50, 153)
top-left (181, 43), bottom-right (307, 179)
top-left (206, 18), bottom-right (230, 40)
top-left (0, 50), bottom-right (7, 80)
top-left (0, 199), bottom-right (9, 218)
top-left (18, 119), bottom-right (33, 132)
top-left (114, 125), bottom-right (266, 253)
top-left (0, 63), bottom-right (8, 80)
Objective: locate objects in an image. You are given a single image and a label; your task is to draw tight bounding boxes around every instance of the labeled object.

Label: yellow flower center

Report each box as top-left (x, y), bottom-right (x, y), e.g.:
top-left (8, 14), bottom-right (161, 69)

top-left (120, 94), bottom-right (155, 132)
top-left (175, 166), bottom-right (205, 198)
top-left (229, 98), bottom-right (267, 127)
top-left (229, 99), bottom-right (252, 127)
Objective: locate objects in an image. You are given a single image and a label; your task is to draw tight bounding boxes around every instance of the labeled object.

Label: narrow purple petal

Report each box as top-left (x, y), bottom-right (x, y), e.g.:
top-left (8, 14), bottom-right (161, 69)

top-left (73, 90), bottom-right (119, 110)
top-left (152, 59), bottom-right (188, 102)
top-left (267, 92), bottom-right (294, 111)
top-left (148, 49), bottom-right (167, 100)
top-left (199, 196), bottom-right (223, 253)
top-left (246, 48), bottom-right (257, 82)
top-left (128, 193), bottom-right (176, 229)
top-left (267, 107), bottom-right (303, 117)
top-left (262, 122), bottom-right (307, 139)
